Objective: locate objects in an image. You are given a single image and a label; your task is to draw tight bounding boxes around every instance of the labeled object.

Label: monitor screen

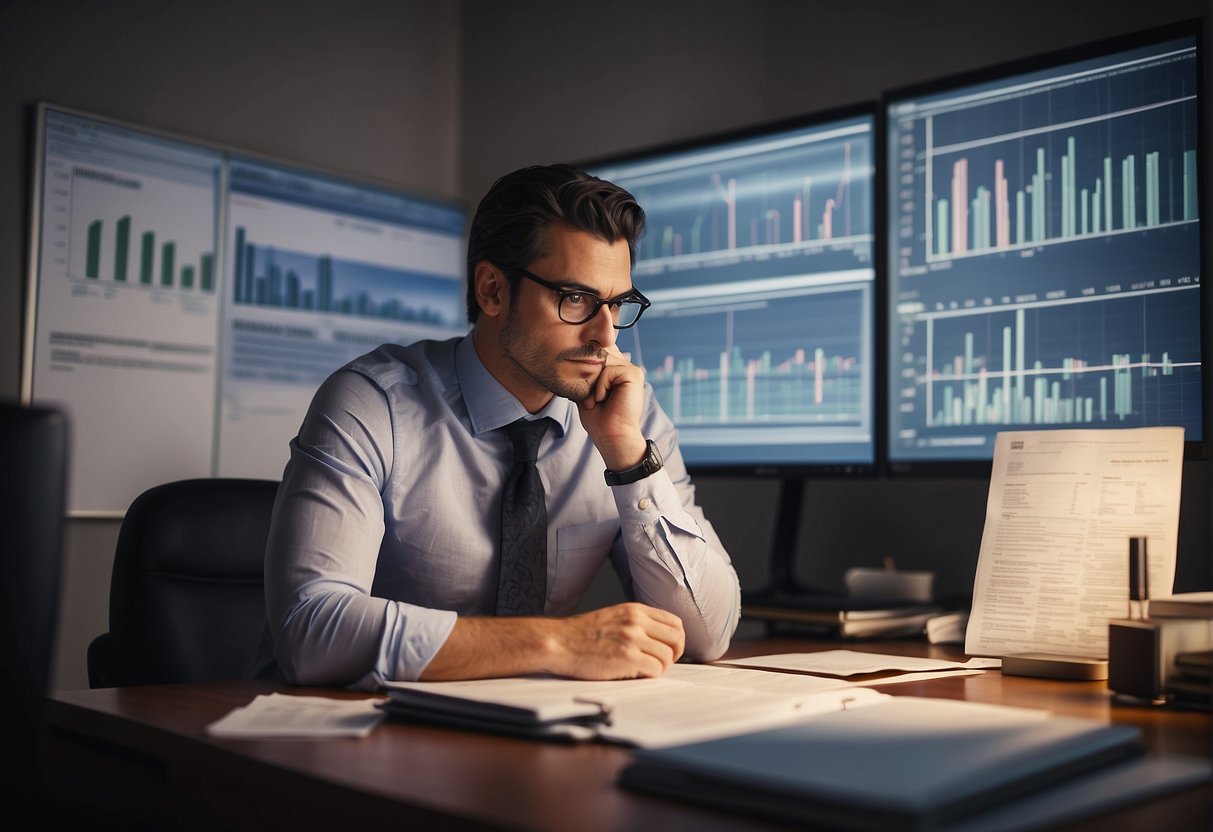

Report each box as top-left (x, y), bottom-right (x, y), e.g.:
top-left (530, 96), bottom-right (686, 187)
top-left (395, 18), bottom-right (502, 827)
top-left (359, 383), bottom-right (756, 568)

top-left (884, 26), bottom-right (1203, 471)
top-left (586, 107), bottom-right (877, 474)
top-left (24, 104), bottom-right (466, 515)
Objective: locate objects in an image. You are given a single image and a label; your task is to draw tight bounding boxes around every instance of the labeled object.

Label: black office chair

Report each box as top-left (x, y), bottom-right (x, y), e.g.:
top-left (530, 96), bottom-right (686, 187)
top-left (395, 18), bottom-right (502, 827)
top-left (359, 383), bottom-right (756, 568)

top-left (87, 478), bottom-right (280, 688)
top-left (0, 401), bottom-right (69, 810)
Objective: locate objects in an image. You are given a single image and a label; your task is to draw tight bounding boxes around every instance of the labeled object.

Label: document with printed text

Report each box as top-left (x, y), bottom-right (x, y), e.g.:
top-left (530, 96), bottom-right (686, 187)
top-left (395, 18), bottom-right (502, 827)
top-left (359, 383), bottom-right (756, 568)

top-left (965, 427), bottom-right (1183, 659)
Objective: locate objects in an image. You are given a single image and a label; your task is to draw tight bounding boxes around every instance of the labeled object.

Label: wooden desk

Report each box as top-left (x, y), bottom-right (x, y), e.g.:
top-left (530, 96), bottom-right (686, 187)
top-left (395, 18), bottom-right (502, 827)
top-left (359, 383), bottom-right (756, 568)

top-left (45, 638), bottom-right (1211, 832)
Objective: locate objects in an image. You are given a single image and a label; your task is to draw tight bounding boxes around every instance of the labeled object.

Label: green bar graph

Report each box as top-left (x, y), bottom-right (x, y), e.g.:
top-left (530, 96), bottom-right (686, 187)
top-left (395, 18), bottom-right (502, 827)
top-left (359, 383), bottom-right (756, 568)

top-left (74, 215), bottom-right (217, 294)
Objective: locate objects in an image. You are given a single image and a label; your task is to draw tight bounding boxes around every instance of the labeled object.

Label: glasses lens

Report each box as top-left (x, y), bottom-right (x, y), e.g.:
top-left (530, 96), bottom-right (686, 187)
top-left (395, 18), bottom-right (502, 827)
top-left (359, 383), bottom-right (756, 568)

top-left (614, 301), bottom-right (644, 328)
top-left (558, 294), bottom-right (596, 324)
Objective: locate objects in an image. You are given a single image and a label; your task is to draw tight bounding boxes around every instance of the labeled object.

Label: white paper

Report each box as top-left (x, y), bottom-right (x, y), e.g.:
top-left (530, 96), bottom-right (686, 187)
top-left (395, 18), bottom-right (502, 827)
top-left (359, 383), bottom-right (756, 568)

top-left (712, 650), bottom-right (1001, 676)
top-left (965, 427), bottom-right (1183, 659)
top-left (851, 669), bottom-right (987, 686)
top-left (205, 693), bottom-right (386, 738)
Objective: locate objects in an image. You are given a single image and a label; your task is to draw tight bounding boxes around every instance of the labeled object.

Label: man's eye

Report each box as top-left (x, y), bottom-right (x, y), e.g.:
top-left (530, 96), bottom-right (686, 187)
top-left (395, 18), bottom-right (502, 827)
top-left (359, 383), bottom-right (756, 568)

top-left (564, 292), bottom-right (590, 306)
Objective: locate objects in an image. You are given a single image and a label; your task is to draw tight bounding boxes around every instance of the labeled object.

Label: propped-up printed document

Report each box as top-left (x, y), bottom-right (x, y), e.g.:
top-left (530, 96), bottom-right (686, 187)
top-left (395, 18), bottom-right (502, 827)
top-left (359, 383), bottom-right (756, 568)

top-left (966, 427), bottom-right (1184, 659)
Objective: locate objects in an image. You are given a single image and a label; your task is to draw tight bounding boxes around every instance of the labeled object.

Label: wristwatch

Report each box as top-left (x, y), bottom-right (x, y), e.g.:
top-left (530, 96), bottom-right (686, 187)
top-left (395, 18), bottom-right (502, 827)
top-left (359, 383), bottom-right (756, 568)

top-left (604, 440), bottom-right (663, 486)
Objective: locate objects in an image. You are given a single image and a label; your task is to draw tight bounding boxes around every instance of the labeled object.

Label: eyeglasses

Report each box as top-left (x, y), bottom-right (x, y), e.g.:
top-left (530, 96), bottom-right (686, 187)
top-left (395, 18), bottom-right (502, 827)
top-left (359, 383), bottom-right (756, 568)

top-left (514, 268), bottom-right (650, 329)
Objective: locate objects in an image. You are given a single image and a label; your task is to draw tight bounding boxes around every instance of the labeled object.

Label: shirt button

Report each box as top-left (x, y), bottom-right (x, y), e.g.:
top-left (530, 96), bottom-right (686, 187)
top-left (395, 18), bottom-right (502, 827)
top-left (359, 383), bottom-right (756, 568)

top-left (637, 498), bottom-right (652, 510)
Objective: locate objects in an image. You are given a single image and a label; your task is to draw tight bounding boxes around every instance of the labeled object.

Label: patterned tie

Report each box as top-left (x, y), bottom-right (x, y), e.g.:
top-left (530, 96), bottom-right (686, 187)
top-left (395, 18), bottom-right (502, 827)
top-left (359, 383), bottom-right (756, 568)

top-left (496, 418), bottom-right (550, 615)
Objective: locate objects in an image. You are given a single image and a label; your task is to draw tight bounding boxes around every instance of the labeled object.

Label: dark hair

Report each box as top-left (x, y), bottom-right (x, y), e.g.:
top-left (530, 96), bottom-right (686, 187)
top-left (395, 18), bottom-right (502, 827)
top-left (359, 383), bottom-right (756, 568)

top-left (465, 164), bottom-right (646, 323)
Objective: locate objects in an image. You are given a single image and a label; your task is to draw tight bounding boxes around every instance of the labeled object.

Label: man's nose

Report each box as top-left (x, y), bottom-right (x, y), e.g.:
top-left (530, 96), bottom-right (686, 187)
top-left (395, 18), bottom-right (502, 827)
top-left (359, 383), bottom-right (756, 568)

top-left (584, 302), bottom-right (617, 347)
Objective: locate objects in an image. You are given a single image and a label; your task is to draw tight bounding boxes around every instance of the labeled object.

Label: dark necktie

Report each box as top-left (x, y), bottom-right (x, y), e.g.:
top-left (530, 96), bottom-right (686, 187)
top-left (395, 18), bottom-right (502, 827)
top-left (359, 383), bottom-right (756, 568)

top-left (496, 418), bottom-right (550, 616)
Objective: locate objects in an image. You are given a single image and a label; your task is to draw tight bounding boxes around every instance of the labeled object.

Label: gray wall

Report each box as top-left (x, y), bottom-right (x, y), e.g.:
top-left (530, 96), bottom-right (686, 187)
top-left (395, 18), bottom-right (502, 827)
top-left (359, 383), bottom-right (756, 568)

top-left (1, 1), bottom-right (1208, 690)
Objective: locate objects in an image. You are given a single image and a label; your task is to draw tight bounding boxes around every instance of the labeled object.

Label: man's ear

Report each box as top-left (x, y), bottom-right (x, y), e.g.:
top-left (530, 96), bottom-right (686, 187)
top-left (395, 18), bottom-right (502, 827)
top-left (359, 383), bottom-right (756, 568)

top-left (473, 260), bottom-right (508, 319)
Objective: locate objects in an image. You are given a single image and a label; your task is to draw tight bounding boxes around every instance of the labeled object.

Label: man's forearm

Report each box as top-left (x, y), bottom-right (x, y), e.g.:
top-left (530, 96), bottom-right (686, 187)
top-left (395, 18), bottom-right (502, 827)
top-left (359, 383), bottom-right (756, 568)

top-left (419, 603), bottom-right (685, 681)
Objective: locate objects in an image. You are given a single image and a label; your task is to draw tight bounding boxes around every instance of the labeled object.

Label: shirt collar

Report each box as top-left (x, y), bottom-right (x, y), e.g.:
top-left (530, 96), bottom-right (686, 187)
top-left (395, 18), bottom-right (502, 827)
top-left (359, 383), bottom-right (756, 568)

top-left (455, 335), bottom-right (572, 438)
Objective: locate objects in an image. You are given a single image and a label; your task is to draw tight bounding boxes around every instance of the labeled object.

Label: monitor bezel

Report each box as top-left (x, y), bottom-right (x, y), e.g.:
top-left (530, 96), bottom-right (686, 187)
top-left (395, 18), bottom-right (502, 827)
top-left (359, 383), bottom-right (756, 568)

top-left (878, 20), bottom-right (1207, 478)
top-left (577, 101), bottom-right (882, 479)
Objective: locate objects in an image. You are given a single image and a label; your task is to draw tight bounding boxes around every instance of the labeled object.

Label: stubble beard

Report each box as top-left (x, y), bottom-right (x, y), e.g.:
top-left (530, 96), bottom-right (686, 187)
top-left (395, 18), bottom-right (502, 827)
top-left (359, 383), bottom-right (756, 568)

top-left (500, 309), bottom-right (604, 402)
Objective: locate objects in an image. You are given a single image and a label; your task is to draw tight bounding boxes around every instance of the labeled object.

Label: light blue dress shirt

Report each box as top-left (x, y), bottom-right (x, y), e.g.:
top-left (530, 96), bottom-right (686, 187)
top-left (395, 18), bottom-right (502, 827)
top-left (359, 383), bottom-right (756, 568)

top-left (261, 335), bottom-right (741, 688)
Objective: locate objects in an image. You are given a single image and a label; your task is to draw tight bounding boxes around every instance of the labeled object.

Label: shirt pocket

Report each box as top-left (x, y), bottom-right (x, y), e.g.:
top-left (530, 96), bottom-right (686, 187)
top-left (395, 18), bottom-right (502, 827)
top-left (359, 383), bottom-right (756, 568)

top-left (551, 518), bottom-right (620, 604)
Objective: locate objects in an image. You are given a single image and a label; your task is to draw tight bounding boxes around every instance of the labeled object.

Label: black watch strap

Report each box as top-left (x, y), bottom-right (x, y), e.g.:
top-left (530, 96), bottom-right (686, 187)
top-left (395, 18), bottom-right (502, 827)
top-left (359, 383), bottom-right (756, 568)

top-left (604, 440), bottom-right (663, 486)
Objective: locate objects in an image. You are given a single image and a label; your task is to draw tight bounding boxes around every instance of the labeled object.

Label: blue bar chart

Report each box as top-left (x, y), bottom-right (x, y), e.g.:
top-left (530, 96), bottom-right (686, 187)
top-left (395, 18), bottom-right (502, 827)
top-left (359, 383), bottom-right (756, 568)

top-left (886, 35), bottom-right (1202, 462)
top-left (230, 226), bottom-right (457, 327)
top-left (594, 116), bottom-right (874, 283)
top-left (916, 289), bottom-right (1200, 431)
top-left (630, 289), bottom-right (867, 427)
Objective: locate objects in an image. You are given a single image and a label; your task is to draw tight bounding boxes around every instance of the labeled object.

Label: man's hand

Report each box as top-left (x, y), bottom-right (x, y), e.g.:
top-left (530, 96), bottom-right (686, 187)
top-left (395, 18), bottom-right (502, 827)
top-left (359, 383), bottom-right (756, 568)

top-left (544, 602), bottom-right (686, 679)
top-left (577, 345), bottom-right (648, 471)
top-left (420, 602), bottom-right (686, 681)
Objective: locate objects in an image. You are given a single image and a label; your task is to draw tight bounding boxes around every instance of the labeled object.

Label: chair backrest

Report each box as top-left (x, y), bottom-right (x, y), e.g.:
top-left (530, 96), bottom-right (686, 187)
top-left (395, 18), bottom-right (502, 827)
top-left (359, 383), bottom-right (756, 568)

top-left (88, 478), bottom-right (279, 687)
top-left (0, 401), bottom-right (69, 803)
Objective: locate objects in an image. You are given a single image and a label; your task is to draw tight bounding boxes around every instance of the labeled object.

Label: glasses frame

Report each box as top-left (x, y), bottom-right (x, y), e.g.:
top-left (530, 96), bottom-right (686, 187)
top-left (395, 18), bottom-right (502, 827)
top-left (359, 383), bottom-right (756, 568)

top-left (513, 268), bottom-right (651, 329)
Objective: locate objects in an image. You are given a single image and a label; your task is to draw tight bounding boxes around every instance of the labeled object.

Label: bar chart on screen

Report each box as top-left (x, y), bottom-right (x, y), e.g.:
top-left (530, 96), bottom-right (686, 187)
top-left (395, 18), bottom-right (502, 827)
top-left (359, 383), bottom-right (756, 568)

top-left (230, 226), bottom-right (458, 326)
top-left (886, 32), bottom-right (1201, 463)
top-left (626, 121), bottom-right (873, 282)
top-left (911, 287), bottom-right (1201, 431)
top-left (68, 165), bottom-right (217, 295)
top-left (896, 40), bottom-right (1198, 270)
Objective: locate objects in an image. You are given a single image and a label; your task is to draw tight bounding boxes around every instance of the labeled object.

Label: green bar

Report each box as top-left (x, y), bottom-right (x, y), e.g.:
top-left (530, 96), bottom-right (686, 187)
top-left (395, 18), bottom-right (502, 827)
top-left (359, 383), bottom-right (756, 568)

top-left (201, 253), bottom-right (214, 292)
top-left (141, 232), bottom-right (155, 284)
top-left (161, 242), bottom-right (175, 287)
top-left (86, 220), bottom-right (102, 278)
top-left (181, 265), bottom-right (194, 289)
top-left (113, 216), bottom-right (130, 282)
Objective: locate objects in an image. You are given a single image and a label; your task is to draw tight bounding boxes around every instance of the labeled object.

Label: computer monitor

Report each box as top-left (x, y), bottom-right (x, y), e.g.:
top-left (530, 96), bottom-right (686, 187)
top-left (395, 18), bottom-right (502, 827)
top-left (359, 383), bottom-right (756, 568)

top-left (884, 23), bottom-right (1204, 473)
top-left (585, 105), bottom-right (877, 476)
top-left (23, 104), bottom-right (466, 515)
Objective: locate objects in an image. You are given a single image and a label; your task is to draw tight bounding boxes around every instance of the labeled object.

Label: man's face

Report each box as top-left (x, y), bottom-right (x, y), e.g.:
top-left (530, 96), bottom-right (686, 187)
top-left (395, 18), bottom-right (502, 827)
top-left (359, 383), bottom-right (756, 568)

top-left (497, 223), bottom-right (633, 406)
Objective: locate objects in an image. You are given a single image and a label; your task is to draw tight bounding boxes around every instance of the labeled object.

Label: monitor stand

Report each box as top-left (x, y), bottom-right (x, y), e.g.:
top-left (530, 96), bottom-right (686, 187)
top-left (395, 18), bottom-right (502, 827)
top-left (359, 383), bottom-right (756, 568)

top-left (742, 477), bottom-right (841, 636)
top-left (767, 476), bottom-right (807, 594)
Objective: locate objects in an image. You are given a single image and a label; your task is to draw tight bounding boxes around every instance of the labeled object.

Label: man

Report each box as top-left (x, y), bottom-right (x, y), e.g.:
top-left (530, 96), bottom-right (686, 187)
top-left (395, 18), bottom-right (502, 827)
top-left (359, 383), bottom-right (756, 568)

top-left (260, 164), bottom-right (741, 688)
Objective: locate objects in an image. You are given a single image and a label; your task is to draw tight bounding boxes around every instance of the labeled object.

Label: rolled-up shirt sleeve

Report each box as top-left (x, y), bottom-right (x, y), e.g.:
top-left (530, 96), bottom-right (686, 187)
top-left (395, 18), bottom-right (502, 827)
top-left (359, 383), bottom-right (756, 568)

top-left (608, 407), bottom-right (742, 662)
top-left (264, 370), bottom-right (456, 689)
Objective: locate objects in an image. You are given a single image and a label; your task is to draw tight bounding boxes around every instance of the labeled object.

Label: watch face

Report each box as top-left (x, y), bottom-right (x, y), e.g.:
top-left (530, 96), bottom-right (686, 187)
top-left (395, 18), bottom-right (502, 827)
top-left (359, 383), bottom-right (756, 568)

top-left (645, 441), bottom-right (662, 470)
top-left (605, 440), bottom-right (662, 486)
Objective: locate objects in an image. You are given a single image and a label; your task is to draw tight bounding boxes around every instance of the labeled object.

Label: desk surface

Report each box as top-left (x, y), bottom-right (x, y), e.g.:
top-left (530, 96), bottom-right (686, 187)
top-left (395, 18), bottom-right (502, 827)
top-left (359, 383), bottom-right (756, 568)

top-left (46, 638), bottom-right (1211, 832)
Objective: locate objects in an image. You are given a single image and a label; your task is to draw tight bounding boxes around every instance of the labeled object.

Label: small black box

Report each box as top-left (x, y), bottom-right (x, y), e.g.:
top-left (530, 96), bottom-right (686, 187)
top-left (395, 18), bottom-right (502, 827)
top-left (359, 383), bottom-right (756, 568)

top-left (1108, 618), bottom-right (1213, 701)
